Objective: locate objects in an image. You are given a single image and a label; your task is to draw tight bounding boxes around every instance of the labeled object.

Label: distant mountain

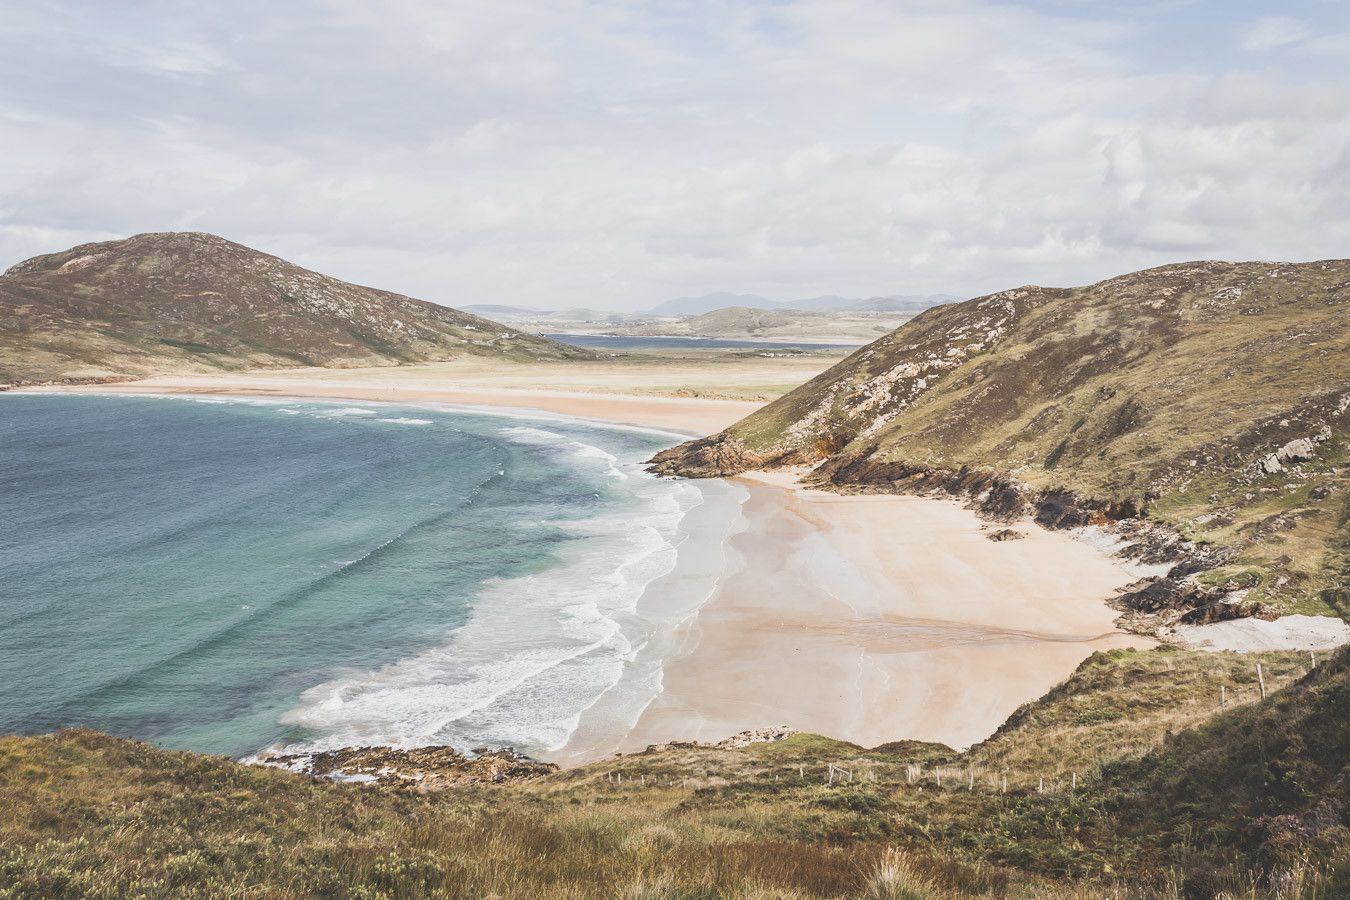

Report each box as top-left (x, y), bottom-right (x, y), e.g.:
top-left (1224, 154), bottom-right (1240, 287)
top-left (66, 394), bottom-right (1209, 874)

top-left (549, 307), bottom-right (629, 323)
top-left (648, 292), bottom-right (956, 317)
top-left (461, 304), bottom-right (630, 323)
top-left (653, 259), bottom-right (1349, 622)
top-left (648, 292), bottom-right (772, 317)
top-left (618, 306), bottom-right (903, 343)
top-left (829, 294), bottom-right (961, 313)
top-left (460, 303), bottom-right (544, 319)
top-left (0, 232), bottom-right (589, 383)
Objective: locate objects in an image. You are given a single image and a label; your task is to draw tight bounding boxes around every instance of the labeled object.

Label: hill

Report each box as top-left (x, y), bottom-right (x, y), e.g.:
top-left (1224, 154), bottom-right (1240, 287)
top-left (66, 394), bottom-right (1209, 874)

top-left (841, 294), bottom-right (961, 313)
top-left (620, 305), bottom-right (906, 342)
top-left (0, 232), bottom-right (589, 384)
top-left (461, 304), bottom-right (629, 323)
top-left (1, 646), bottom-right (1343, 897)
top-left (647, 292), bottom-right (955, 317)
top-left (651, 260), bottom-right (1350, 622)
top-left (648, 291), bottom-right (772, 316)
top-left (458, 303), bottom-right (543, 318)
top-left (778, 293), bottom-right (961, 314)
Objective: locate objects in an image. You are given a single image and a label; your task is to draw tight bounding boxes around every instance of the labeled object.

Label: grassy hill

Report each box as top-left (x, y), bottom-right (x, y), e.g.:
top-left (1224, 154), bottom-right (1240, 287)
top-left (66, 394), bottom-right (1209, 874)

top-left (0, 232), bottom-right (589, 384)
top-left (652, 261), bottom-right (1349, 620)
top-left (1, 647), bottom-right (1344, 898)
top-left (614, 306), bottom-right (911, 343)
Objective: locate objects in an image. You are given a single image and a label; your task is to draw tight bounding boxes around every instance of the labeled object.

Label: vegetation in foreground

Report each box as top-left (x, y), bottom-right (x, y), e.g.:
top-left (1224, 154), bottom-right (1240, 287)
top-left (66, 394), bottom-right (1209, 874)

top-left (2, 646), bottom-right (1345, 898)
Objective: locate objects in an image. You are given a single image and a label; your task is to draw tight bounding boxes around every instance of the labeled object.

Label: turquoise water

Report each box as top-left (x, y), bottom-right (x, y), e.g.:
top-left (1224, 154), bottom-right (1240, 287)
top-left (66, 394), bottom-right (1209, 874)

top-left (0, 394), bottom-right (723, 758)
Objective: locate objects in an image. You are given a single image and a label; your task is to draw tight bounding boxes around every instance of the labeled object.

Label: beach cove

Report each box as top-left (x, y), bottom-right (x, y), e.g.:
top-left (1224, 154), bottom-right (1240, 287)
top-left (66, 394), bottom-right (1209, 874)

top-left (20, 374), bottom-right (1152, 761)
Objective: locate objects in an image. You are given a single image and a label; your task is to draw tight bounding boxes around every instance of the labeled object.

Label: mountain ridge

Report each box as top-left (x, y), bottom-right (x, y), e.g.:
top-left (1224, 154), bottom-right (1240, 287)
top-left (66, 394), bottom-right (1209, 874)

top-left (0, 231), bottom-right (590, 383)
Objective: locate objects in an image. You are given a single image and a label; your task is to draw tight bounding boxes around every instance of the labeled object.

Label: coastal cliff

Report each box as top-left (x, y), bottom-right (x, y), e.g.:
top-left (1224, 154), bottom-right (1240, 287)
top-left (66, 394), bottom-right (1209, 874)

top-left (651, 260), bottom-right (1349, 627)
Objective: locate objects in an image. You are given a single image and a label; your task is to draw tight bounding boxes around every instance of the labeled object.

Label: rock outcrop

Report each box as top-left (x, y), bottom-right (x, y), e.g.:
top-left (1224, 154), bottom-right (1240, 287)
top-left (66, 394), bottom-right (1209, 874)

top-left (254, 744), bottom-right (557, 791)
top-left (640, 725), bottom-right (799, 754)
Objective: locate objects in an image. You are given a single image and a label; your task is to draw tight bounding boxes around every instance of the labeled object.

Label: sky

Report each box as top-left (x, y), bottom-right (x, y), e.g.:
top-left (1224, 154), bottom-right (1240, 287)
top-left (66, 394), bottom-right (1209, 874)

top-left (1, 1), bottom-right (1348, 311)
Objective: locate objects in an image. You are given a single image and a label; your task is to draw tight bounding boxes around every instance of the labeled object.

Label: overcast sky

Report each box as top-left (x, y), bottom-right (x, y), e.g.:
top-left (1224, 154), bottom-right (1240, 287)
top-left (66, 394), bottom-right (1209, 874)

top-left (2, 1), bottom-right (1348, 311)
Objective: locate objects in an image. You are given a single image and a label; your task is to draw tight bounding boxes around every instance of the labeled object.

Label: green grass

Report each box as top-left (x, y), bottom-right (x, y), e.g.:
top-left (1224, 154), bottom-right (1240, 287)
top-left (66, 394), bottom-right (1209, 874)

top-left (675, 261), bottom-right (1349, 614)
top-left (2, 647), bottom-right (1345, 898)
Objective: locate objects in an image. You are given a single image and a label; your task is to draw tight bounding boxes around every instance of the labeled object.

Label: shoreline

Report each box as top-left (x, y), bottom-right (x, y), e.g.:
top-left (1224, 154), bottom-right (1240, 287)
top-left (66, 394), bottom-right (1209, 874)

top-left (578, 471), bottom-right (1151, 757)
top-left (15, 382), bottom-right (1156, 763)
top-left (17, 373), bottom-right (762, 437)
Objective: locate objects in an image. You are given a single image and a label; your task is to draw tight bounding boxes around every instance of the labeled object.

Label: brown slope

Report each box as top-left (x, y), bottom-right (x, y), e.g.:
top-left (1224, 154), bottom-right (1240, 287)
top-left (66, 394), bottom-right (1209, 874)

top-left (0, 232), bottom-right (590, 383)
top-left (652, 260), bottom-right (1350, 618)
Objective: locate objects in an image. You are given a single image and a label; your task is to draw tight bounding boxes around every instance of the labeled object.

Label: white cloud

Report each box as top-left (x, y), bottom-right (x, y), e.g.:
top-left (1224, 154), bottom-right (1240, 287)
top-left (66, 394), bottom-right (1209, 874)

top-left (0, 1), bottom-right (1348, 309)
top-left (1240, 16), bottom-right (1311, 52)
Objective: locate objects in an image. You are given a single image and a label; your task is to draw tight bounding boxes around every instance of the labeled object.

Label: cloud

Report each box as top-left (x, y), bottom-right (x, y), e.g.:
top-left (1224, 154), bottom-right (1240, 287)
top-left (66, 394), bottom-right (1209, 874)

top-left (1240, 16), bottom-right (1311, 52)
top-left (1, 1), bottom-right (1348, 309)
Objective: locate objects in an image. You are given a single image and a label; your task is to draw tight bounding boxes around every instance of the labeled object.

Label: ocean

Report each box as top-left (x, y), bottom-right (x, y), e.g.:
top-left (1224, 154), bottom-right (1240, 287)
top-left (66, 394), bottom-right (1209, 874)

top-left (0, 394), bottom-right (744, 759)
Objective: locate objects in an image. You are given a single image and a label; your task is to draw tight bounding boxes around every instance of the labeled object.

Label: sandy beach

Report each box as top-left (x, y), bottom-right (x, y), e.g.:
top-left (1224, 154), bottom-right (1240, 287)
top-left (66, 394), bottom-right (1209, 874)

top-left (590, 472), bottom-right (1150, 756)
top-left (25, 371), bottom-right (1152, 758)
top-left (31, 372), bottom-right (761, 436)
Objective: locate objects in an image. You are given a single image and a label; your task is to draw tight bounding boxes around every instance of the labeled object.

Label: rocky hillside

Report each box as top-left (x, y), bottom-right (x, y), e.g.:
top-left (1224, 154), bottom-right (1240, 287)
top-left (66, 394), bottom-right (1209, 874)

top-left (652, 260), bottom-right (1349, 621)
top-left (0, 232), bottom-right (589, 383)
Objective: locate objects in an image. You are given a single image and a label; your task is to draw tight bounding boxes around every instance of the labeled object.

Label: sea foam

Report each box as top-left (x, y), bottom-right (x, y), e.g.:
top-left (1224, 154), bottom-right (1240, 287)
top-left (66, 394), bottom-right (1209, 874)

top-left (271, 419), bottom-right (707, 756)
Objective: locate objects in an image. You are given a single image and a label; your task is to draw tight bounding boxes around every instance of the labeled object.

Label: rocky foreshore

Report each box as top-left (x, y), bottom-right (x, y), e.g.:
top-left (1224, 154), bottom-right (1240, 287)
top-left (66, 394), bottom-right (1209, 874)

top-left (253, 744), bottom-right (558, 791)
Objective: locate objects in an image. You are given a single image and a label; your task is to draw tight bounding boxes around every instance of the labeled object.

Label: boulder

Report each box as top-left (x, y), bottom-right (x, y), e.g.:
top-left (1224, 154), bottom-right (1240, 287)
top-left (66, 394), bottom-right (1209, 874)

top-left (1276, 437), bottom-right (1316, 463)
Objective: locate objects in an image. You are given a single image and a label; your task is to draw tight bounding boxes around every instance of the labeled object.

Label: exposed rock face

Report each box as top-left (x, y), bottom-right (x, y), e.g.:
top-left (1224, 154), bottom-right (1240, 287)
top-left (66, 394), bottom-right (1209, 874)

top-left (254, 744), bottom-right (557, 791)
top-left (640, 726), bottom-right (799, 754)
top-left (1260, 437), bottom-right (1318, 474)
top-left (0, 231), bottom-right (591, 382)
top-left (651, 259), bottom-right (1349, 622)
top-left (648, 434), bottom-right (768, 478)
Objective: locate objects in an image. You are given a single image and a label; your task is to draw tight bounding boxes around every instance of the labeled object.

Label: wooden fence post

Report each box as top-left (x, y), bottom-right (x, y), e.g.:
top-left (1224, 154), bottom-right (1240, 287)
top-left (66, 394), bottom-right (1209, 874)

top-left (1221, 685), bottom-right (1226, 709)
top-left (1257, 663), bottom-right (1266, 700)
